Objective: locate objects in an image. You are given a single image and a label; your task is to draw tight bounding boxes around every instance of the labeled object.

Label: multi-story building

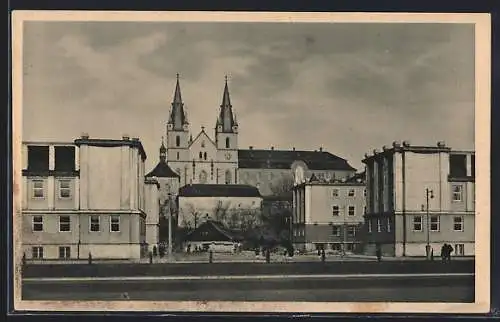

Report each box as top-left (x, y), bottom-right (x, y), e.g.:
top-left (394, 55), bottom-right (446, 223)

top-left (362, 141), bottom-right (475, 257)
top-left (21, 135), bottom-right (159, 260)
top-left (291, 171), bottom-right (366, 253)
top-left (163, 74), bottom-right (357, 197)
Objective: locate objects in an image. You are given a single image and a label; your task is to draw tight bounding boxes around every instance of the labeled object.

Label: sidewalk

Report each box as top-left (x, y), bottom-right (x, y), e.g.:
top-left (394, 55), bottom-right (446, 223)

top-left (24, 252), bottom-right (475, 265)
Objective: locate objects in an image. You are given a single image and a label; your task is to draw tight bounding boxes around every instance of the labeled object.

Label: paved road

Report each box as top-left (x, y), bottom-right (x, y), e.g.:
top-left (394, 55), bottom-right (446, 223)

top-left (22, 260), bottom-right (474, 278)
top-left (22, 273), bottom-right (474, 302)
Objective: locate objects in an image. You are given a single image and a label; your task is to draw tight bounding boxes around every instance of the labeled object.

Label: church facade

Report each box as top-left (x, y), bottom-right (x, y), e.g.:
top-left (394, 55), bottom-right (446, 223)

top-left (156, 75), bottom-right (358, 197)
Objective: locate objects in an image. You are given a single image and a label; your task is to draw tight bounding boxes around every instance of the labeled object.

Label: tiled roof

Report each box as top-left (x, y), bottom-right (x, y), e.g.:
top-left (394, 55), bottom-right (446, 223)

top-left (145, 161), bottom-right (180, 178)
top-left (179, 184), bottom-right (261, 198)
top-left (237, 149), bottom-right (356, 171)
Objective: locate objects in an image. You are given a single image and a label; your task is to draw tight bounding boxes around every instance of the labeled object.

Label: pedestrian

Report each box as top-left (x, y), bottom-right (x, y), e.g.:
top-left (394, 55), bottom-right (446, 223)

top-left (446, 244), bottom-right (453, 262)
top-left (376, 245), bottom-right (382, 262)
top-left (321, 248), bottom-right (326, 263)
top-left (440, 244), bottom-right (446, 262)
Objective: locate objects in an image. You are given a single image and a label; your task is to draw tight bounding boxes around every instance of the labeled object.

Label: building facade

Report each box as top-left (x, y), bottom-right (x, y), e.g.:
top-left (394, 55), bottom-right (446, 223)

top-left (162, 75), bottom-right (357, 197)
top-left (362, 141), bottom-right (475, 257)
top-left (21, 135), bottom-right (158, 260)
top-left (292, 172), bottom-right (366, 253)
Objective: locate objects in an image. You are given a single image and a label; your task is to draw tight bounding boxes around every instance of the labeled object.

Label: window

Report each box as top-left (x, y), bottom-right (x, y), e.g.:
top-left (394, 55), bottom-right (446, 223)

top-left (59, 216), bottom-right (71, 232)
top-left (110, 215), bottom-right (120, 232)
top-left (377, 219), bottom-right (381, 232)
top-left (32, 180), bottom-right (44, 198)
top-left (201, 141), bottom-right (205, 148)
top-left (347, 226), bottom-right (356, 237)
top-left (449, 154), bottom-right (467, 177)
top-left (348, 189), bottom-right (355, 197)
top-left (332, 189), bottom-right (339, 197)
top-left (58, 180), bottom-right (71, 198)
top-left (54, 146), bottom-right (75, 171)
top-left (387, 218), bottom-right (391, 232)
top-left (199, 152), bottom-right (203, 159)
top-left (176, 136), bottom-right (180, 147)
top-left (58, 246), bottom-right (71, 259)
top-left (332, 225), bottom-right (341, 236)
top-left (225, 137), bottom-right (230, 149)
top-left (455, 244), bottom-right (465, 256)
top-left (204, 152), bottom-right (207, 160)
top-left (90, 215), bottom-right (100, 232)
top-left (32, 216), bottom-right (43, 231)
top-left (199, 170), bottom-right (208, 184)
top-left (430, 215), bottom-right (440, 232)
top-left (413, 216), bottom-right (422, 231)
top-left (471, 155), bottom-right (475, 177)
top-left (452, 185), bottom-right (463, 202)
top-left (364, 189), bottom-right (367, 197)
top-left (176, 152), bottom-right (179, 160)
top-left (332, 205), bottom-right (340, 216)
top-left (348, 206), bottom-right (355, 216)
top-left (364, 206), bottom-right (367, 214)
top-left (367, 219), bottom-right (372, 233)
top-left (453, 216), bottom-right (464, 232)
top-left (225, 170), bottom-right (232, 184)
top-left (32, 247), bottom-right (43, 259)
top-left (27, 145), bottom-right (49, 171)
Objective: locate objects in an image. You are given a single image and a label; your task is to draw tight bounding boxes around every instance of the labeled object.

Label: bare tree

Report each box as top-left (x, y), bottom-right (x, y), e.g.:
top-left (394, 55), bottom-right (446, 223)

top-left (213, 200), bottom-right (231, 222)
top-left (180, 203), bottom-right (201, 230)
top-left (269, 175), bottom-right (295, 197)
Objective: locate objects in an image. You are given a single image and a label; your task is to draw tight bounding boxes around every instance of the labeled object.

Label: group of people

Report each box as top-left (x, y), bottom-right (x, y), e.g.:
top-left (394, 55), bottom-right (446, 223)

top-left (440, 243), bottom-right (454, 262)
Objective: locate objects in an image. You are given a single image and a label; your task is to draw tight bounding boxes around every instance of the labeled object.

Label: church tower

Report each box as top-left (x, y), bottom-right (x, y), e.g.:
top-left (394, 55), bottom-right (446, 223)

top-left (166, 74), bottom-right (190, 186)
top-left (215, 76), bottom-right (239, 184)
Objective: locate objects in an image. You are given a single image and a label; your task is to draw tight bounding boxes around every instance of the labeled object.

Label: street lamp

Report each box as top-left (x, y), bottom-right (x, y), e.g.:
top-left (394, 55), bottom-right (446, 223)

top-left (421, 188), bottom-right (434, 260)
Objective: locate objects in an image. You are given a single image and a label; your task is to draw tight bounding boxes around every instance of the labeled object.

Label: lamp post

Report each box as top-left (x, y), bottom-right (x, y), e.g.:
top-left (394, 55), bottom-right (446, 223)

top-left (165, 193), bottom-right (173, 260)
top-left (421, 188), bottom-right (434, 260)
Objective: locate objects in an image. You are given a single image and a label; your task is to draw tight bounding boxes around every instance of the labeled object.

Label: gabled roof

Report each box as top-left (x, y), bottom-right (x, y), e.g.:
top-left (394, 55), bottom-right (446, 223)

top-left (188, 128), bottom-right (216, 148)
top-left (237, 149), bottom-right (356, 171)
top-left (145, 161), bottom-right (180, 178)
top-left (179, 184), bottom-right (261, 198)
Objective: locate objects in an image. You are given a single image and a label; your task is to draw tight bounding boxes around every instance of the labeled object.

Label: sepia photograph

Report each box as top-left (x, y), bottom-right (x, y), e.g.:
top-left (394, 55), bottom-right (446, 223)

top-left (11, 11), bottom-right (491, 313)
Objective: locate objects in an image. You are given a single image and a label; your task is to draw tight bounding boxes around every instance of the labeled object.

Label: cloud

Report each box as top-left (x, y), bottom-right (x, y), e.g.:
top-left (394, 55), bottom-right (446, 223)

top-left (22, 21), bottom-right (475, 172)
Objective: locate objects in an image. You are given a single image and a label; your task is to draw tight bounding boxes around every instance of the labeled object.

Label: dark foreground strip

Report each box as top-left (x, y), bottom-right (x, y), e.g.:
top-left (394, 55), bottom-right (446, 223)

top-left (22, 260), bottom-right (475, 278)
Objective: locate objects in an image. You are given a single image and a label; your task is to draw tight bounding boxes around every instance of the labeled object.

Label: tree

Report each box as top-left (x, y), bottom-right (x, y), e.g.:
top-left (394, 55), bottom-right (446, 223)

top-left (269, 175), bottom-right (295, 197)
top-left (180, 203), bottom-right (201, 230)
top-left (213, 200), bottom-right (230, 223)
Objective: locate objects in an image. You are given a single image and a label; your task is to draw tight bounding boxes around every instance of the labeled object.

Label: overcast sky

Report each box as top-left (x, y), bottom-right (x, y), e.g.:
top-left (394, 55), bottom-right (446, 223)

top-left (22, 21), bottom-right (475, 171)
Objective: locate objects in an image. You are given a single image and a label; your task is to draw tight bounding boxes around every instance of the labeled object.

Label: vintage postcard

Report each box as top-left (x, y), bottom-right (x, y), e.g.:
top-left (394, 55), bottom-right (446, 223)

top-left (11, 11), bottom-right (491, 313)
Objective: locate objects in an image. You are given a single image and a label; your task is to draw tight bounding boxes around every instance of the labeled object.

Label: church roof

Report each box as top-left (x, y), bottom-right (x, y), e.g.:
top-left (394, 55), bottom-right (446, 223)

top-left (179, 184), bottom-right (261, 198)
top-left (216, 76), bottom-right (238, 133)
top-left (237, 149), bottom-right (356, 171)
top-left (145, 161), bottom-right (180, 178)
top-left (167, 74), bottom-right (189, 130)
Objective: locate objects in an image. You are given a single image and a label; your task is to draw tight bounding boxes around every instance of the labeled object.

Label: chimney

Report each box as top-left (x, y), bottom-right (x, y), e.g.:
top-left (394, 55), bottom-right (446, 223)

top-left (249, 146), bottom-right (253, 150)
top-left (382, 145), bottom-right (389, 151)
top-left (131, 137), bottom-right (139, 142)
top-left (437, 141), bottom-right (446, 148)
top-left (292, 147), bottom-right (296, 151)
top-left (271, 146), bottom-right (274, 150)
top-left (392, 141), bottom-right (401, 148)
top-left (402, 140), bottom-right (411, 147)
top-left (319, 147), bottom-right (323, 152)
top-left (122, 134), bottom-right (130, 141)
top-left (81, 132), bottom-right (89, 139)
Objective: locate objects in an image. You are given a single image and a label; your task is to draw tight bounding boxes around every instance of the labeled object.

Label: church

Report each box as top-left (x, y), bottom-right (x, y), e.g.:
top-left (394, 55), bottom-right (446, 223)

top-left (147, 74), bottom-right (358, 199)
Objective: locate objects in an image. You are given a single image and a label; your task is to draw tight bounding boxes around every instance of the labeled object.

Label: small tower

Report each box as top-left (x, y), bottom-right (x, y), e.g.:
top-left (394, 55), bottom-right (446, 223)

top-left (215, 75), bottom-right (239, 184)
top-left (159, 136), bottom-right (167, 162)
top-left (166, 74), bottom-right (190, 185)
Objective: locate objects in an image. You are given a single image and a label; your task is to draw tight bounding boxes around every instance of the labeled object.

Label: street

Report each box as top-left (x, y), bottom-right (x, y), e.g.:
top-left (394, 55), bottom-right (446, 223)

top-left (22, 273), bottom-right (474, 302)
top-left (21, 260), bottom-right (475, 303)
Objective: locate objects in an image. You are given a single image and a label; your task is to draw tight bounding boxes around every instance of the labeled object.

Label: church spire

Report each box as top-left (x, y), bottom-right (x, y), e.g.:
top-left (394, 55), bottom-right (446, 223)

top-left (216, 75), bottom-right (237, 133)
top-left (159, 136), bottom-right (167, 162)
top-left (168, 73), bottom-right (189, 131)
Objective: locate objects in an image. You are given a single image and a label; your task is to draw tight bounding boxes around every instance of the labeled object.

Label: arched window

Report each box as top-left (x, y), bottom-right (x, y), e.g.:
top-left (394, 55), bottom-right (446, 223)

top-left (199, 170), bottom-right (208, 184)
top-left (199, 152), bottom-right (203, 159)
top-left (225, 170), bottom-right (232, 184)
top-left (176, 136), bottom-right (180, 147)
top-left (204, 152), bottom-right (207, 160)
top-left (225, 137), bottom-right (230, 149)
